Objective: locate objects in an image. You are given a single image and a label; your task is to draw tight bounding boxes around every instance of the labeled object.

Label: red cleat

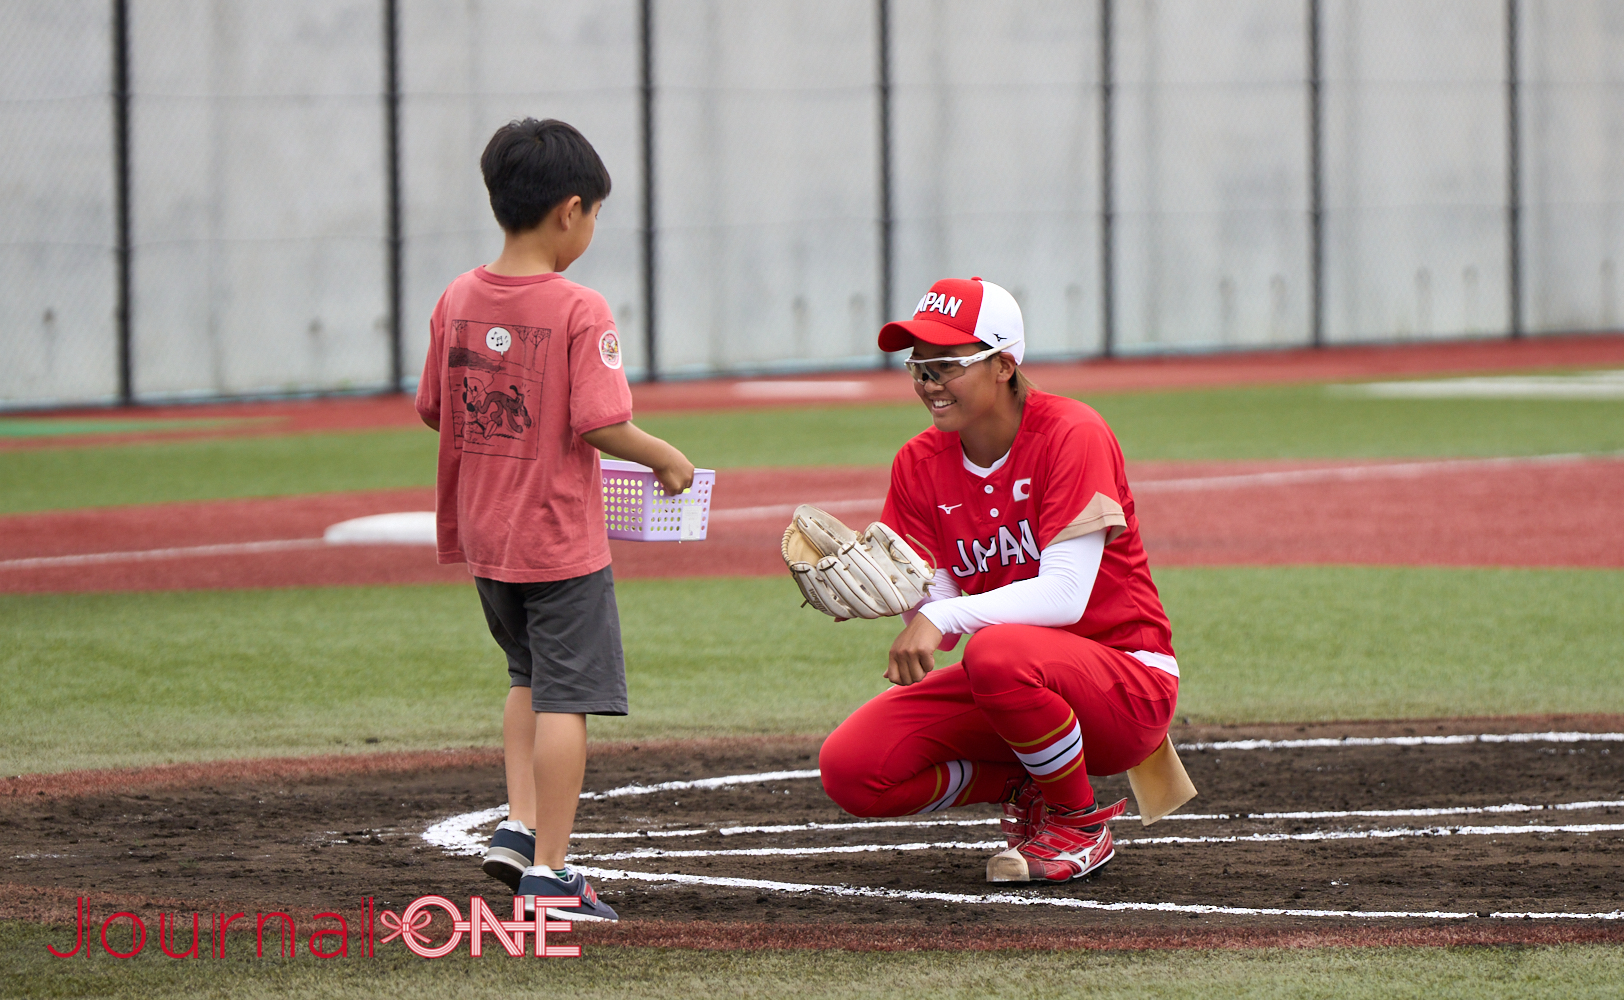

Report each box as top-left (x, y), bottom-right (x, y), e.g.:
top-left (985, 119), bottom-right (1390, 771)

top-left (986, 797), bottom-right (1128, 883)
top-left (1000, 775), bottom-right (1046, 849)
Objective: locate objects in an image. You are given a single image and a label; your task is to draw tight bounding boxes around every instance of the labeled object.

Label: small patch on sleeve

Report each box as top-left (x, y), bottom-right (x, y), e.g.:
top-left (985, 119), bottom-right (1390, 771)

top-left (598, 330), bottom-right (623, 370)
top-left (1052, 491), bottom-right (1127, 545)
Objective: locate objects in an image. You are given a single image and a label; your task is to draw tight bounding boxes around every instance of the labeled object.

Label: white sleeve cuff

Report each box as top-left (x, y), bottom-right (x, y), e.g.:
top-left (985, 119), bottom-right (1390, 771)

top-left (918, 530), bottom-right (1105, 635)
top-left (901, 568), bottom-right (961, 626)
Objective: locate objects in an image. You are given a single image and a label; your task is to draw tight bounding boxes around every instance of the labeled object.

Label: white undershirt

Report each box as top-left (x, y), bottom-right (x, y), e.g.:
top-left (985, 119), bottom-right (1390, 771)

top-left (962, 451), bottom-right (1009, 477)
top-left (903, 448), bottom-right (1180, 679)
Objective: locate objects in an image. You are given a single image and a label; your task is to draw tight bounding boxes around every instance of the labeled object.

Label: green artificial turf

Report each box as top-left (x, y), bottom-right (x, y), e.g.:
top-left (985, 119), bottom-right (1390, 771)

top-left (1157, 566), bottom-right (1624, 723)
top-left (3, 919), bottom-right (1621, 1000)
top-left (636, 386), bottom-right (1624, 470)
top-left (4, 384), bottom-right (1620, 513)
top-left (0, 578), bottom-right (899, 775)
top-left (3, 568), bottom-right (1619, 776)
top-left (0, 429), bottom-right (440, 514)
top-left (1084, 385), bottom-right (1624, 462)
top-left (0, 415), bottom-right (267, 438)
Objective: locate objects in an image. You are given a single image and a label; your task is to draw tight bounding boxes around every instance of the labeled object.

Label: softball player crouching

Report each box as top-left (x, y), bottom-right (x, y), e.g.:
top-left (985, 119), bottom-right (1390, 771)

top-left (799, 277), bottom-right (1190, 885)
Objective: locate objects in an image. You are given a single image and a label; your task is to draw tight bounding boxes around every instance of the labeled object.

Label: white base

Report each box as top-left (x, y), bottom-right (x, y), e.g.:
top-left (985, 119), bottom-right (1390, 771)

top-left (323, 511), bottom-right (436, 545)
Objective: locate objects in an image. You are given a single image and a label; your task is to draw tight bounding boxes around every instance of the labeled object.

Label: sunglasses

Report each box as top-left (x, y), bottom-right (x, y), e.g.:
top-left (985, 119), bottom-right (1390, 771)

top-left (903, 346), bottom-right (1001, 385)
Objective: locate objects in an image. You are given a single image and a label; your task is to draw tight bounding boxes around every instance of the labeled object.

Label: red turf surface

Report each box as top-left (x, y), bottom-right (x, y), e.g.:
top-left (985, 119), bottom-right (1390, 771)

top-left (6, 333), bottom-right (1622, 451)
top-left (2, 458), bottom-right (1618, 593)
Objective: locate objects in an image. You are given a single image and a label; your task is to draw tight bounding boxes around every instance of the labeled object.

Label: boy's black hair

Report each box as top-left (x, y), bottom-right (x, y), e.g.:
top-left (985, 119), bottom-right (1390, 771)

top-left (481, 118), bottom-right (611, 234)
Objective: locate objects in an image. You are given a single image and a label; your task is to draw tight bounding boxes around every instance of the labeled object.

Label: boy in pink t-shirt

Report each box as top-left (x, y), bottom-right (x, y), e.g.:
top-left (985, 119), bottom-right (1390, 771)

top-left (416, 118), bottom-right (693, 923)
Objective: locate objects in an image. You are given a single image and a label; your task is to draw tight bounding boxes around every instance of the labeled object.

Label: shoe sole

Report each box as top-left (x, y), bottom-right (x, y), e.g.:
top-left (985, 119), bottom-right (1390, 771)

top-left (482, 847), bottom-right (531, 891)
top-left (544, 906), bottom-right (618, 923)
top-left (986, 845), bottom-right (1115, 883)
top-left (517, 900), bottom-right (619, 923)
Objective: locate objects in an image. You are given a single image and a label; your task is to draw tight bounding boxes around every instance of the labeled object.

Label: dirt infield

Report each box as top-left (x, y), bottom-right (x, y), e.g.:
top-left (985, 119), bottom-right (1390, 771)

top-left (6, 334), bottom-right (1623, 452)
top-left (3, 718), bottom-right (1620, 950)
top-left (2, 457), bottom-right (1619, 593)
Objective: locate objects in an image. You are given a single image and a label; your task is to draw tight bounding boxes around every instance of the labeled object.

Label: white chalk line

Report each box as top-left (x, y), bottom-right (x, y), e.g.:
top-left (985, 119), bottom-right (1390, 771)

top-left (1179, 731), bottom-right (1624, 751)
top-left (1131, 450), bottom-right (1621, 493)
top-left (573, 822), bottom-right (1624, 862)
top-left (1336, 371), bottom-right (1624, 399)
top-left (423, 782), bottom-right (1624, 859)
top-left (1122, 822), bottom-right (1624, 846)
top-left (0, 538), bottom-right (325, 569)
top-left (423, 771), bottom-right (824, 856)
top-left (581, 769), bottom-right (821, 801)
top-left (420, 746), bottom-right (1624, 920)
top-left (589, 799), bottom-right (1624, 849)
top-left (7, 451), bottom-right (1619, 569)
top-left (701, 451), bottom-right (1624, 524)
top-left (420, 744), bottom-right (1624, 854)
top-left (1199, 799), bottom-right (1624, 821)
top-left (582, 737), bottom-right (1618, 806)
top-left (582, 840), bottom-right (1003, 861)
top-left (579, 817), bottom-right (1005, 841)
top-left (572, 866), bottom-right (1624, 922)
top-left (422, 806), bottom-right (508, 855)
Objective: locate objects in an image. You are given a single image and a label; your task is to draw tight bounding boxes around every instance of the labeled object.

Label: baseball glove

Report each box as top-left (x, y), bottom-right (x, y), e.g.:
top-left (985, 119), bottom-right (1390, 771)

top-left (781, 505), bottom-right (934, 619)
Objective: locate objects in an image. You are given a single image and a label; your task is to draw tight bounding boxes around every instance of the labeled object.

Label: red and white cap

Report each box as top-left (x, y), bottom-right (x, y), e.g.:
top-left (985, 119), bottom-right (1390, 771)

top-left (878, 276), bottom-right (1024, 365)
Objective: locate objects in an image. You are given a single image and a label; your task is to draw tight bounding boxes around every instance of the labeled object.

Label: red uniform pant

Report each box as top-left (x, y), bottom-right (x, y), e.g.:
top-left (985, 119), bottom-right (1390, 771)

top-left (819, 625), bottom-right (1178, 816)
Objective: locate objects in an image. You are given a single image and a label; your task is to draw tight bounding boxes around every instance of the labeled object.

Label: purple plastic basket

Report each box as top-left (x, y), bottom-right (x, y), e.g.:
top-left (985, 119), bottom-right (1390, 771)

top-left (601, 459), bottom-right (715, 541)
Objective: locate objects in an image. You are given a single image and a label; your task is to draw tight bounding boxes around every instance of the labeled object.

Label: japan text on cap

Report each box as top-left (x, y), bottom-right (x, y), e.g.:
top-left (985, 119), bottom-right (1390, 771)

top-left (877, 277), bottom-right (1024, 365)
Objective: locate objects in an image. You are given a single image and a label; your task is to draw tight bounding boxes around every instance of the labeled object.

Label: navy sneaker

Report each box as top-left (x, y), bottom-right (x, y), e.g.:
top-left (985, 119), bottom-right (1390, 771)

top-left (481, 820), bottom-right (535, 892)
top-left (517, 866), bottom-right (619, 923)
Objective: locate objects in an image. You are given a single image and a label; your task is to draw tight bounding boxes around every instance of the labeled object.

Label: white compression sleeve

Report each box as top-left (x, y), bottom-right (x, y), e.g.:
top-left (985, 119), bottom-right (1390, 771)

top-left (918, 530), bottom-right (1105, 635)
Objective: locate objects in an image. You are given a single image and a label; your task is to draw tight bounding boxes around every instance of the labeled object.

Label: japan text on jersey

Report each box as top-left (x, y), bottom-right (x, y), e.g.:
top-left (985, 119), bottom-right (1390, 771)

top-left (930, 472), bottom-right (1040, 585)
top-left (949, 520), bottom-right (1040, 579)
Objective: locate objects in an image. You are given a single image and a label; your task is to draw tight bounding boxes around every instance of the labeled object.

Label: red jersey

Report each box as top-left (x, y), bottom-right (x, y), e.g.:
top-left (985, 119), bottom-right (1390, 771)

top-left (416, 267), bottom-right (633, 582)
top-left (881, 390), bottom-right (1174, 656)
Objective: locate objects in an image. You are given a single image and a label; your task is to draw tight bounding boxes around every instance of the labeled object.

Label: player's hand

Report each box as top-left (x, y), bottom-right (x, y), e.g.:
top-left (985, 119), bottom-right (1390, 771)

top-left (886, 614), bottom-right (943, 686)
top-left (653, 454), bottom-right (695, 495)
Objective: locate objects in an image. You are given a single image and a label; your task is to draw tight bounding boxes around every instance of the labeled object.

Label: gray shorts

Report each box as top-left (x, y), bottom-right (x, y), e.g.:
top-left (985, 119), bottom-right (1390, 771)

top-left (475, 566), bottom-right (628, 715)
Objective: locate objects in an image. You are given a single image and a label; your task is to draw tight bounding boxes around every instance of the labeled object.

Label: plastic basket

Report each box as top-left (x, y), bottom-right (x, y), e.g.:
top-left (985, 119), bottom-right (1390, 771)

top-left (601, 460), bottom-right (715, 541)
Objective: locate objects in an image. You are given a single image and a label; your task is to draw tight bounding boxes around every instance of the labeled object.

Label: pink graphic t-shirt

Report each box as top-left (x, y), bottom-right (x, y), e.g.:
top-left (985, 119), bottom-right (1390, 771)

top-left (416, 267), bottom-right (632, 582)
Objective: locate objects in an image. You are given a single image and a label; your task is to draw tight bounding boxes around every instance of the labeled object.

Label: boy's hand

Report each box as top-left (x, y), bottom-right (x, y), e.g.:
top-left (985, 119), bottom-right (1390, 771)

top-left (582, 421), bottom-right (696, 494)
top-left (653, 455), bottom-right (695, 495)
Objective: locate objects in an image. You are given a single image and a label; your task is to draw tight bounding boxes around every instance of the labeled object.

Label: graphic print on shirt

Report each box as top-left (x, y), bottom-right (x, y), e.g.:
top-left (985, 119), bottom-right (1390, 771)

top-left (448, 319), bottom-right (550, 460)
top-left (949, 519), bottom-right (1042, 578)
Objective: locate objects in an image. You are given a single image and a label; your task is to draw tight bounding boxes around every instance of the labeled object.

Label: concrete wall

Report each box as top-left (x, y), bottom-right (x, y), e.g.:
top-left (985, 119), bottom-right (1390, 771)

top-left (1521, 0), bottom-right (1624, 335)
top-left (399, 0), bottom-right (646, 380)
top-left (1322, 0), bottom-right (1509, 343)
top-left (129, 0), bottom-right (389, 398)
top-left (3, 0), bottom-right (1623, 407)
top-left (653, 0), bottom-right (880, 376)
top-left (892, 0), bottom-right (1103, 361)
top-left (0, 1), bottom-right (118, 407)
top-left (1115, 0), bottom-right (1311, 353)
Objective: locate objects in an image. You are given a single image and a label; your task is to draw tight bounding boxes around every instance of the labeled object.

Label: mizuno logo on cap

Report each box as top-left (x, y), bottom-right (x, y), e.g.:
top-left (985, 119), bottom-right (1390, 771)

top-left (916, 292), bottom-right (963, 318)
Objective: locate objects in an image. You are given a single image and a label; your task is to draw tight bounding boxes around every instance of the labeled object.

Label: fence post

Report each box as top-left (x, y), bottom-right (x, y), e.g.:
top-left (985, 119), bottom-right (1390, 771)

top-left (1505, 0), bottom-right (1522, 339)
top-left (383, 0), bottom-right (404, 390)
top-left (1307, 0), bottom-right (1324, 348)
top-left (1098, 0), bottom-right (1115, 358)
top-left (113, 0), bottom-right (133, 404)
top-left (639, 0), bottom-right (658, 381)
top-left (876, 0), bottom-right (894, 366)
